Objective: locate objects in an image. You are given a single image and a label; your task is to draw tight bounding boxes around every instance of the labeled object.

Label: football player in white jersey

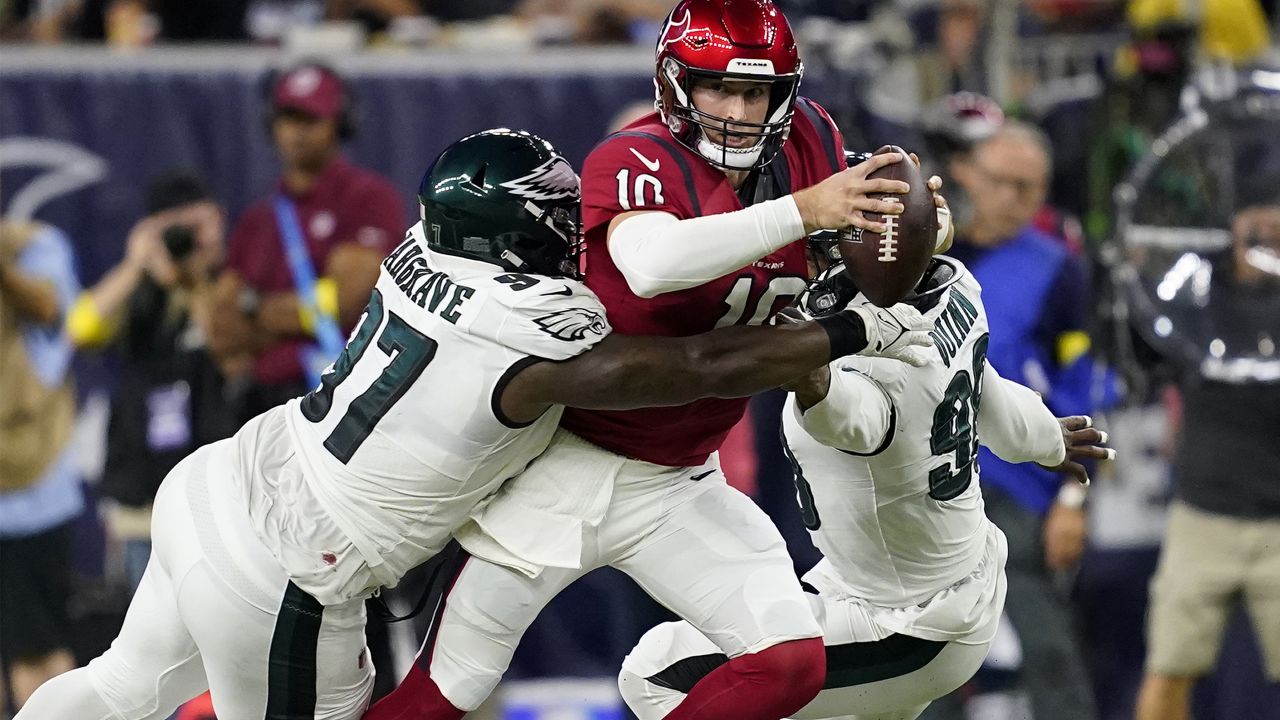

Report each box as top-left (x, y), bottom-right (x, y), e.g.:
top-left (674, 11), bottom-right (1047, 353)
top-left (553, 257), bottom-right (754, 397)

top-left (616, 231), bottom-right (1114, 720)
top-left (17, 131), bottom-right (935, 720)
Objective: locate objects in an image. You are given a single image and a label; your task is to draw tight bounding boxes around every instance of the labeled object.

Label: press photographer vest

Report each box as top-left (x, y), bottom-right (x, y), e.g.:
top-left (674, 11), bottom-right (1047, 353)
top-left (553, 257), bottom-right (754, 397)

top-left (0, 223), bottom-right (76, 492)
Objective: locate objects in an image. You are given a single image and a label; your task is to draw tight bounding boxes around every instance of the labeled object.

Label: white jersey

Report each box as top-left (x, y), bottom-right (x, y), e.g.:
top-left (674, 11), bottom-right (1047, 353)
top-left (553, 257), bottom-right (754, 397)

top-left (781, 258), bottom-right (1064, 641)
top-left (230, 224), bottom-right (610, 605)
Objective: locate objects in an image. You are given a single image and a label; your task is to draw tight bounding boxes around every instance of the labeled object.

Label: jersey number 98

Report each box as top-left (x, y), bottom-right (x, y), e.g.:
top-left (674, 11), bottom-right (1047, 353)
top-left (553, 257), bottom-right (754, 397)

top-left (927, 334), bottom-right (989, 501)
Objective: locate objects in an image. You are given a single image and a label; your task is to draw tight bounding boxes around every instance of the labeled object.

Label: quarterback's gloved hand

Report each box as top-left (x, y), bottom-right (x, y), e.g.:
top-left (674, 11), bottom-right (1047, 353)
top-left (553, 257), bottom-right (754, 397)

top-left (847, 302), bottom-right (934, 367)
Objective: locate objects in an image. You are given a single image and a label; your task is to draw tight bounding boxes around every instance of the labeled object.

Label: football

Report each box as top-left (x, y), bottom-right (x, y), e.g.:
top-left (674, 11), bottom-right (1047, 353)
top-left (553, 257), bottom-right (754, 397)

top-left (838, 145), bottom-right (937, 307)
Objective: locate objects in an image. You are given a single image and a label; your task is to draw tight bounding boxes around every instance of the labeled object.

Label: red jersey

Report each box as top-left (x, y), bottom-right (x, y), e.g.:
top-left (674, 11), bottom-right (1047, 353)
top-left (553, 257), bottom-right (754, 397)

top-left (561, 98), bottom-right (845, 466)
top-left (226, 156), bottom-right (404, 387)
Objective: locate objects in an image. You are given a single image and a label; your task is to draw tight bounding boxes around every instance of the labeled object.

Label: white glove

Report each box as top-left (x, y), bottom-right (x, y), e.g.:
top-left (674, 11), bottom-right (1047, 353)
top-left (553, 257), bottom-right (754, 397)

top-left (848, 302), bottom-right (934, 367)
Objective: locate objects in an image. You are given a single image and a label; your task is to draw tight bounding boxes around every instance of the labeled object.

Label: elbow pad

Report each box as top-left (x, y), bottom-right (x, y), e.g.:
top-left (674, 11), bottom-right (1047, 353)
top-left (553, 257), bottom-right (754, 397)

top-left (797, 366), bottom-right (894, 454)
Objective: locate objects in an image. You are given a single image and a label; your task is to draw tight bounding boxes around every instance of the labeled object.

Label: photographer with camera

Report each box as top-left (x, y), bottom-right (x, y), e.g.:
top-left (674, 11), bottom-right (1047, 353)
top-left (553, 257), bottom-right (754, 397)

top-left (1133, 202), bottom-right (1280, 720)
top-left (0, 220), bottom-right (81, 712)
top-left (67, 168), bottom-right (239, 592)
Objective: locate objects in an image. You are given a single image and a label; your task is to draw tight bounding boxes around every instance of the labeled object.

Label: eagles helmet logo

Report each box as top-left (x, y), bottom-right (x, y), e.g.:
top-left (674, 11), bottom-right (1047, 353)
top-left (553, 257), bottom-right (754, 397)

top-left (533, 307), bottom-right (607, 342)
top-left (500, 156), bottom-right (580, 202)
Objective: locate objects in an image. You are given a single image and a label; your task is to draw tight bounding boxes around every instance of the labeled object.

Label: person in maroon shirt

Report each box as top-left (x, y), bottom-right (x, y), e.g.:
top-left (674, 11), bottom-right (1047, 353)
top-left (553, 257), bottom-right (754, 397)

top-left (208, 63), bottom-right (404, 420)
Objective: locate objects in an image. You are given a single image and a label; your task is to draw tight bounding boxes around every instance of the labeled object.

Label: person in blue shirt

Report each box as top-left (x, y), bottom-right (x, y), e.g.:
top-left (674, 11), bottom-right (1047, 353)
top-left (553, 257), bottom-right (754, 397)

top-left (0, 221), bottom-right (83, 712)
top-left (922, 121), bottom-right (1104, 720)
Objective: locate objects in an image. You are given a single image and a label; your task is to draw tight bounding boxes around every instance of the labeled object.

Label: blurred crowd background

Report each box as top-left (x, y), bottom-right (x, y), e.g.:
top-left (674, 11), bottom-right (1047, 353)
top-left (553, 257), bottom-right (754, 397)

top-left (2, 0), bottom-right (1279, 719)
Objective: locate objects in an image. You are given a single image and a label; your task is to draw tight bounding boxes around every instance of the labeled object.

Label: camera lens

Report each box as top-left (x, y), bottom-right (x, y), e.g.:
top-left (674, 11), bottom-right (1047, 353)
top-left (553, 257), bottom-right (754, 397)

top-left (162, 225), bottom-right (197, 261)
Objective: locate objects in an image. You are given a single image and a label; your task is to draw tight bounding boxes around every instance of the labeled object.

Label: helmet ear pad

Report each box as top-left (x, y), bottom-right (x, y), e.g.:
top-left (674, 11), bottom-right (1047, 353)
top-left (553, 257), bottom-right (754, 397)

top-left (655, 68), bottom-right (683, 136)
top-left (261, 63), bottom-right (357, 142)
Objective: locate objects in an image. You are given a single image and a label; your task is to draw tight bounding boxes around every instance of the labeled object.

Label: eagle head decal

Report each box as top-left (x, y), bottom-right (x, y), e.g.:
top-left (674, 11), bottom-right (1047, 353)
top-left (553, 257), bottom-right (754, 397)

top-left (533, 307), bottom-right (607, 342)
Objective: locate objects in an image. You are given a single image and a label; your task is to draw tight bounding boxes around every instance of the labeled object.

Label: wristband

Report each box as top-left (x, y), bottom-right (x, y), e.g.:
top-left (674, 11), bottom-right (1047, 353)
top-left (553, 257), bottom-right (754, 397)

top-left (816, 311), bottom-right (869, 361)
top-left (935, 206), bottom-right (953, 252)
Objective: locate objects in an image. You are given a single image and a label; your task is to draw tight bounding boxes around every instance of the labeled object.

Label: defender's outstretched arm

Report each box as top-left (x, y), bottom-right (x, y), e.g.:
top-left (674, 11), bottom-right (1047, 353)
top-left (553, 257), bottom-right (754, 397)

top-left (499, 306), bottom-right (929, 424)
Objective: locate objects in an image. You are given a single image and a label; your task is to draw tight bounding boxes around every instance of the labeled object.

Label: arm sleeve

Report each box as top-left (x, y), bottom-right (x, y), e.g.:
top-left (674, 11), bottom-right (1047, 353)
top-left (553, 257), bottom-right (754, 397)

top-left (607, 197), bottom-right (806, 298)
top-left (581, 133), bottom-right (806, 298)
top-left (793, 365), bottom-right (894, 454)
top-left (17, 225), bottom-right (80, 321)
top-left (978, 360), bottom-right (1066, 465)
top-left (16, 226), bottom-right (80, 385)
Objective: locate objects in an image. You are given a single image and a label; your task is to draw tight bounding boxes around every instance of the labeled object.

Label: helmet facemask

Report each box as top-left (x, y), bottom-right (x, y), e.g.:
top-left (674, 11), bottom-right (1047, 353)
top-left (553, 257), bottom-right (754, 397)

top-left (659, 59), bottom-right (801, 171)
top-left (499, 198), bottom-right (583, 280)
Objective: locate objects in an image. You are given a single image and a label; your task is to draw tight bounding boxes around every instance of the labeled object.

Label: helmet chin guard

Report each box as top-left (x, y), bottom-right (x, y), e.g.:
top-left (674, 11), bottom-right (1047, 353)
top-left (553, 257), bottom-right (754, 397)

top-left (695, 131), bottom-right (765, 169)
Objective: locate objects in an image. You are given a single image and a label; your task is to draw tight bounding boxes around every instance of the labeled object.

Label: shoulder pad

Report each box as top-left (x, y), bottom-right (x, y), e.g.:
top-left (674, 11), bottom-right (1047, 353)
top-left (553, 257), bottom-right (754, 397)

top-left (474, 276), bottom-right (611, 361)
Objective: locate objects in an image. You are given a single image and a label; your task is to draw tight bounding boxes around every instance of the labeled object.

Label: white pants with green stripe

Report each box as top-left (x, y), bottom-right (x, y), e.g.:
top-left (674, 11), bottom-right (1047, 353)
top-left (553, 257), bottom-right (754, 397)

top-left (15, 441), bottom-right (374, 720)
top-left (619, 592), bottom-right (993, 720)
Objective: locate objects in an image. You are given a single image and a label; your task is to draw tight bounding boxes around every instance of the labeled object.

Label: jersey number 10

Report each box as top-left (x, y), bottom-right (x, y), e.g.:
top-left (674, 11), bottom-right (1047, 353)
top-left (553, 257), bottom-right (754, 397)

top-left (300, 289), bottom-right (438, 464)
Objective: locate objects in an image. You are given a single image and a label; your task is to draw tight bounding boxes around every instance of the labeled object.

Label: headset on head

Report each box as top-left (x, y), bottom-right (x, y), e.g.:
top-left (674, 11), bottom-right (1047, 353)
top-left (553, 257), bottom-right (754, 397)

top-left (262, 61), bottom-right (357, 141)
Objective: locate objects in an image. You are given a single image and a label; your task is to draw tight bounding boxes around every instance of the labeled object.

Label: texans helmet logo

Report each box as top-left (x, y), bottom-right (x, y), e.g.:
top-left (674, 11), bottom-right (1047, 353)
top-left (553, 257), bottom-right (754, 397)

top-left (534, 307), bottom-right (608, 342)
top-left (500, 156), bottom-right (579, 202)
top-left (657, 6), bottom-right (692, 53)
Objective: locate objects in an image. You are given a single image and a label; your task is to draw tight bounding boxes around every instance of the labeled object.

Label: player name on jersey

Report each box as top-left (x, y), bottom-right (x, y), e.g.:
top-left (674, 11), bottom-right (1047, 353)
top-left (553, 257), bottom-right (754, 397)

top-left (929, 289), bottom-right (981, 367)
top-left (382, 235), bottom-right (476, 324)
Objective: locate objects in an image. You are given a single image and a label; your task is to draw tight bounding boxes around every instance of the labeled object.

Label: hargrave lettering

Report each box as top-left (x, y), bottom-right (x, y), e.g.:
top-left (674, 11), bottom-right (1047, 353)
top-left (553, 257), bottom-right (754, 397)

top-left (382, 238), bottom-right (476, 324)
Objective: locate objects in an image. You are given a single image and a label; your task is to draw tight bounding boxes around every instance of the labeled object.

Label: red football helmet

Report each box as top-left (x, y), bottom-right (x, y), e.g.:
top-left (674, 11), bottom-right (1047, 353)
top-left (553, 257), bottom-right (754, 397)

top-left (654, 0), bottom-right (803, 171)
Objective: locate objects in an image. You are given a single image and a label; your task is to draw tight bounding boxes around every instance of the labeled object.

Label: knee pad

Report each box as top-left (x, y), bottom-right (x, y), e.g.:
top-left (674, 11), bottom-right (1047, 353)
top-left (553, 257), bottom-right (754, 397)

top-left (86, 655), bottom-right (157, 717)
top-left (622, 621), bottom-right (725, 681)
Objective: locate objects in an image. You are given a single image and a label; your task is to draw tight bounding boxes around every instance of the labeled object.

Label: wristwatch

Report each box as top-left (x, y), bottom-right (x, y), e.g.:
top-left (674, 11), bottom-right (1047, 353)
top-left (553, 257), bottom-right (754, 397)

top-left (237, 287), bottom-right (261, 318)
top-left (1056, 482), bottom-right (1088, 510)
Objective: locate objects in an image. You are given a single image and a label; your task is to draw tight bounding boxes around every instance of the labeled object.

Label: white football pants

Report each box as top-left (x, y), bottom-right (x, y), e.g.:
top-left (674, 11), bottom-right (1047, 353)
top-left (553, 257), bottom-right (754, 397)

top-left (619, 592), bottom-right (993, 720)
top-left (415, 429), bottom-right (822, 711)
top-left (15, 442), bottom-right (374, 720)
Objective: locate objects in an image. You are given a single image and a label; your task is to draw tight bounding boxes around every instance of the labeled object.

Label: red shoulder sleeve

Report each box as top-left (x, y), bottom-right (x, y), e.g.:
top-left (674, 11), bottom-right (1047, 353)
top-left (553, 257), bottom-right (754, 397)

top-left (581, 131), bottom-right (700, 235)
top-left (793, 97), bottom-right (846, 178)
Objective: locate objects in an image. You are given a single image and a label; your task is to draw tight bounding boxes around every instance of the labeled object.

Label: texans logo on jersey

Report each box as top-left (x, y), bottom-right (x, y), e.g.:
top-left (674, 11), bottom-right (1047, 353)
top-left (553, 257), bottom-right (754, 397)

top-left (534, 307), bottom-right (608, 342)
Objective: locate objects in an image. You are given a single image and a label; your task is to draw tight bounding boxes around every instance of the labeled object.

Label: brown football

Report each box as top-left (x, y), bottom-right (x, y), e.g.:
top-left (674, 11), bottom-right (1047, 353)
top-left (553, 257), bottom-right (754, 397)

top-left (838, 145), bottom-right (937, 307)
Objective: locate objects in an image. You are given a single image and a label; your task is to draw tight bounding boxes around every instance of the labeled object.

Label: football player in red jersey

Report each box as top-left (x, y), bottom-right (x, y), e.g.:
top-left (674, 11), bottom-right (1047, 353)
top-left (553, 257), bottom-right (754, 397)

top-left (363, 3), bottom-right (937, 720)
